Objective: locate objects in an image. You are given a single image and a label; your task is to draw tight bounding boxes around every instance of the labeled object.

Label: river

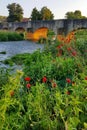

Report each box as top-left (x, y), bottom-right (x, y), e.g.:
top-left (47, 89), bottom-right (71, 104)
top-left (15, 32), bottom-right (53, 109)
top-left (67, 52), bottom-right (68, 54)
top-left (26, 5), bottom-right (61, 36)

top-left (0, 40), bottom-right (44, 68)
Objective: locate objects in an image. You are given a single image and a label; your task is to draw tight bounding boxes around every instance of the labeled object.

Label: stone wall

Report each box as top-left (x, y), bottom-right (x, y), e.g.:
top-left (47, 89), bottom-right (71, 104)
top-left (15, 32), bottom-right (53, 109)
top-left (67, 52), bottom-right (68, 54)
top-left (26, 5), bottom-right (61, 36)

top-left (0, 19), bottom-right (87, 35)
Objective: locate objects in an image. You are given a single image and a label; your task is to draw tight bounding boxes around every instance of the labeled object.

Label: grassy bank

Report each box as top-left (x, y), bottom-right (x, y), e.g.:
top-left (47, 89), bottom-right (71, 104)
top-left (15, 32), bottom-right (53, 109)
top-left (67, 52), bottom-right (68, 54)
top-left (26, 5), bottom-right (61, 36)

top-left (0, 31), bottom-right (24, 41)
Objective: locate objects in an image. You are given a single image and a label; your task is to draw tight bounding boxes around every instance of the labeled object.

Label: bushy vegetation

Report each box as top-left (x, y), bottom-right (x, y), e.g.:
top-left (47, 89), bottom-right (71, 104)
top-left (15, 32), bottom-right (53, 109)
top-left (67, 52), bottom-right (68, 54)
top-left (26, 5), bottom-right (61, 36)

top-left (0, 30), bottom-right (87, 130)
top-left (0, 31), bottom-right (24, 41)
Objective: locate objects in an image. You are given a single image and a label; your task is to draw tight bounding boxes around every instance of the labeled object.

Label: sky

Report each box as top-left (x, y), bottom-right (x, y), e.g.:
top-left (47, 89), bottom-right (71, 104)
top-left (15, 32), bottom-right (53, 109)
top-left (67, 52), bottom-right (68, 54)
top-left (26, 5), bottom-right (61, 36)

top-left (0, 0), bottom-right (87, 19)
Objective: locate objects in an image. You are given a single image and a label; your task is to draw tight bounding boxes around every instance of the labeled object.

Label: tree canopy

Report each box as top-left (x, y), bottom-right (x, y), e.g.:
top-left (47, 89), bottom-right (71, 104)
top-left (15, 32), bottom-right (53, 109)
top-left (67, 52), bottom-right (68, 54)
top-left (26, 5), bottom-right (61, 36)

top-left (7, 3), bottom-right (23, 22)
top-left (40, 7), bottom-right (54, 20)
top-left (31, 6), bottom-right (54, 20)
top-left (30, 7), bottom-right (41, 20)
top-left (65, 10), bottom-right (86, 19)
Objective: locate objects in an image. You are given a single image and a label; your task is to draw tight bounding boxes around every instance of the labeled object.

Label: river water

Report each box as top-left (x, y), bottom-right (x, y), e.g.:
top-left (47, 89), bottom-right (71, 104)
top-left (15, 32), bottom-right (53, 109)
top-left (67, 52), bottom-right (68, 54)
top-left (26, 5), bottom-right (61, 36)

top-left (0, 40), bottom-right (44, 68)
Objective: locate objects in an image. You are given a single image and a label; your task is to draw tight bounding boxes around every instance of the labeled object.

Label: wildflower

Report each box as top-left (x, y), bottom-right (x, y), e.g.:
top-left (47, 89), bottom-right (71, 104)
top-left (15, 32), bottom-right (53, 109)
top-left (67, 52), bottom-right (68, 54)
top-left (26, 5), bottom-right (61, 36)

top-left (67, 47), bottom-right (72, 51)
top-left (10, 90), bottom-right (14, 97)
top-left (57, 45), bottom-right (61, 49)
top-left (66, 91), bottom-right (70, 95)
top-left (65, 38), bottom-right (70, 43)
top-left (85, 77), bottom-right (87, 80)
top-left (26, 83), bottom-right (31, 89)
top-left (72, 51), bottom-right (77, 56)
top-left (66, 78), bottom-right (71, 83)
top-left (42, 76), bottom-right (47, 83)
top-left (24, 77), bottom-right (31, 81)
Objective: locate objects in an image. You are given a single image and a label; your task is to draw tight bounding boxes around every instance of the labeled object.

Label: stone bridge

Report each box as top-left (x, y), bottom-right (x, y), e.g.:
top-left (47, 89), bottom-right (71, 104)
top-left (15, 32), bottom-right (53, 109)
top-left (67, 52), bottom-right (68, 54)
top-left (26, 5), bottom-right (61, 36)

top-left (0, 19), bottom-right (87, 35)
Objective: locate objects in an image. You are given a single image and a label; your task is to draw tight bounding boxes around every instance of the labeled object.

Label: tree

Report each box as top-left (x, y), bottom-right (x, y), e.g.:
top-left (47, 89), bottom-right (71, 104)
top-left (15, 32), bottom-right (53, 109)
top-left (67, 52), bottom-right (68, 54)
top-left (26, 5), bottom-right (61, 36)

top-left (65, 12), bottom-right (75, 19)
top-left (31, 7), bottom-right (41, 20)
top-left (65, 10), bottom-right (87, 19)
top-left (30, 6), bottom-right (54, 20)
top-left (7, 3), bottom-right (23, 22)
top-left (74, 10), bottom-right (82, 19)
top-left (40, 6), bottom-right (54, 20)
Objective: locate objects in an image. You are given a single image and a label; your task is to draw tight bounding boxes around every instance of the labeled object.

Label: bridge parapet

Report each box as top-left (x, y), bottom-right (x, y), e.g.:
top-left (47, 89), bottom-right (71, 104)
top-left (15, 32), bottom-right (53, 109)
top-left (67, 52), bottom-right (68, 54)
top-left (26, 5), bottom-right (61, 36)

top-left (0, 19), bottom-right (87, 35)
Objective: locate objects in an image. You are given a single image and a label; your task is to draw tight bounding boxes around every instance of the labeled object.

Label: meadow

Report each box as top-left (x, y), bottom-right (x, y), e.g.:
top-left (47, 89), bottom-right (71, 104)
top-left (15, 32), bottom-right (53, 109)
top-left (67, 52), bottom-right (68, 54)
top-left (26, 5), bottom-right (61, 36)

top-left (0, 29), bottom-right (87, 130)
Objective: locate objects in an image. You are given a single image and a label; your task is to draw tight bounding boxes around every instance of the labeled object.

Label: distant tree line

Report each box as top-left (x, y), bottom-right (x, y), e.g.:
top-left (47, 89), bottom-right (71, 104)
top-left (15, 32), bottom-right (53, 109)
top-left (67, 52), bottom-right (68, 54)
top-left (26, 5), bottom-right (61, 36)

top-left (0, 2), bottom-right (87, 23)
top-left (65, 10), bottom-right (86, 19)
top-left (0, 16), bottom-right (7, 22)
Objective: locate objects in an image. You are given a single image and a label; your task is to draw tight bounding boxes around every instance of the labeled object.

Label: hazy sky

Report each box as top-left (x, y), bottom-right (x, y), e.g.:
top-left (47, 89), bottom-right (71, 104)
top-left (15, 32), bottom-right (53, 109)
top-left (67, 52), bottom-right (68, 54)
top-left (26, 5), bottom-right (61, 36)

top-left (0, 0), bottom-right (87, 19)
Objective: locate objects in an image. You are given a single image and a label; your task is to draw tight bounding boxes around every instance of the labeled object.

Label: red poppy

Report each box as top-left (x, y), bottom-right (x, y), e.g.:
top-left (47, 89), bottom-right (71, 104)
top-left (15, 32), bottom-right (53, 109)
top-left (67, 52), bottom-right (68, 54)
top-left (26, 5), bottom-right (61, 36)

top-left (85, 77), bottom-right (87, 80)
top-left (67, 47), bottom-right (72, 51)
top-left (10, 90), bottom-right (14, 97)
top-left (26, 83), bottom-right (31, 89)
top-left (57, 45), bottom-right (61, 49)
top-left (66, 91), bottom-right (70, 95)
top-left (24, 77), bottom-right (31, 81)
top-left (42, 76), bottom-right (47, 83)
top-left (72, 51), bottom-right (77, 56)
top-left (66, 78), bottom-right (71, 83)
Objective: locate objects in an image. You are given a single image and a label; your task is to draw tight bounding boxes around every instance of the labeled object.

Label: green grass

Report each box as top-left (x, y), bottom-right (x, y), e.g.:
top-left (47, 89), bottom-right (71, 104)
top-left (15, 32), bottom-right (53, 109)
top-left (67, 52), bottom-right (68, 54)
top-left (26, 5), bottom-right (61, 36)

top-left (0, 31), bottom-right (24, 41)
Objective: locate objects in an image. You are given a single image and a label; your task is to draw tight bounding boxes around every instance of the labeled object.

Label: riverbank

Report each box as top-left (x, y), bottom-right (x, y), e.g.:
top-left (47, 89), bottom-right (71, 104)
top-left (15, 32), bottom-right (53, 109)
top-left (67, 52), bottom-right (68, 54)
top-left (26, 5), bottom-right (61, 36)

top-left (0, 31), bottom-right (24, 41)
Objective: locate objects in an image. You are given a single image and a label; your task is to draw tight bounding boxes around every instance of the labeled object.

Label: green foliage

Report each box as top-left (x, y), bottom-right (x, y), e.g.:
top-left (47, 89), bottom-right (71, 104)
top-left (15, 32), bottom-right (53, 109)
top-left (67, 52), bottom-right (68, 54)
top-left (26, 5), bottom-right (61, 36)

top-left (31, 7), bottom-right (41, 20)
top-left (31, 6), bottom-right (54, 20)
top-left (0, 31), bottom-right (24, 41)
top-left (0, 32), bottom-right (8, 41)
top-left (23, 50), bottom-right (52, 85)
top-left (0, 71), bottom-right (87, 130)
top-left (40, 6), bottom-right (54, 20)
top-left (0, 68), bottom-right (9, 92)
top-left (65, 10), bottom-right (86, 19)
top-left (7, 3), bottom-right (23, 22)
top-left (38, 37), bottom-right (47, 44)
top-left (0, 30), bottom-right (87, 130)
top-left (75, 30), bottom-right (87, 63)
top-left (3, 53), bottom-right (30, 65)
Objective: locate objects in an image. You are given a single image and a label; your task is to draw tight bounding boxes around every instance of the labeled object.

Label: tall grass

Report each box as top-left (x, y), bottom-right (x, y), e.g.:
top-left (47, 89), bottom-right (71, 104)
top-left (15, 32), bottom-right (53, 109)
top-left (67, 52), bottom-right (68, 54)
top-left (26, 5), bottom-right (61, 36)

top-left (0, 31), bottom-right (24, 41)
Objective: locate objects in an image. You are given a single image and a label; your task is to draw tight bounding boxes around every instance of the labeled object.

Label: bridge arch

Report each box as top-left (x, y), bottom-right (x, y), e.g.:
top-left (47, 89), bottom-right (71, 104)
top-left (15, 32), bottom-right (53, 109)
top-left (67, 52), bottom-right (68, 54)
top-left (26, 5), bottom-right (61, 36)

top-left (33, 27), bottom-right (48, 41)
top-left (15, 27), bottom-right (25, 32)
top-left (2, 27), bottom-right (9, 30)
